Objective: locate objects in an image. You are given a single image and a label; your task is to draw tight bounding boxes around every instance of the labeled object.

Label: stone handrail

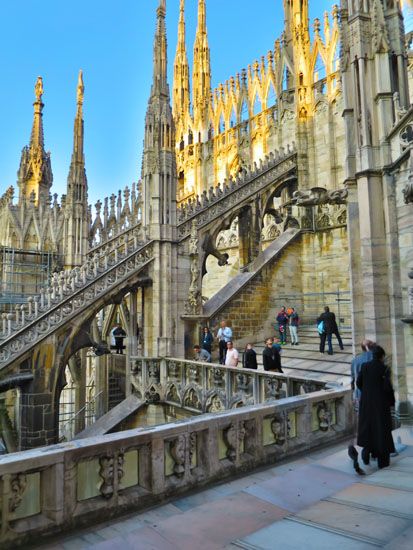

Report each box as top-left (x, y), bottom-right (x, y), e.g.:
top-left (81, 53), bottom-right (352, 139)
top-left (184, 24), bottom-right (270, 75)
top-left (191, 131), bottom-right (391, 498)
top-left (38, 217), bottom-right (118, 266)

top-left (177, 145), bottom-right (297, 238)
top-left (0, 241), bottom-right (154, 370)
top-left (88, 221), bottom-right (143, 258)
top-left (88, 182), bottom-right (142, 248)
top-left (131, 357), bottom-right (329, 412)
top-left (0, 385), bottom-right (351, 548)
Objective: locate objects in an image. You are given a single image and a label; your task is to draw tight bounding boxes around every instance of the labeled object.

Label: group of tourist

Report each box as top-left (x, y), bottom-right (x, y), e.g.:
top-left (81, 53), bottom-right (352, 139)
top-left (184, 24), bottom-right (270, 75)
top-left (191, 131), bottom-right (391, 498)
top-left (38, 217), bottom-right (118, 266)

top-left (193, 321), bottom-right (239, 367)
top-left (193, 321), bottom-right (284, 373)
top-left (275, 306), bottom-right (300, 345)
top-left (349, 340), bottom-right (396, 472)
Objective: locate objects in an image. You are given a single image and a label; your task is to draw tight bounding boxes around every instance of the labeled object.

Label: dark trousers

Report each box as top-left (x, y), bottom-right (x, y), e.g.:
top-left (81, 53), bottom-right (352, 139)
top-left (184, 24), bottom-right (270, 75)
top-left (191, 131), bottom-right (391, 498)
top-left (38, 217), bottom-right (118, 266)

top-left (115, 337), bottom-right (124, 354)
top-left (362, 447), bottom-right (390, 469)
top-left (319, 331), bottom-right (343, 354)
top-left (219, 340), bottom-right (227, 364)
top-left (279, 326), bottom-right (287, 344)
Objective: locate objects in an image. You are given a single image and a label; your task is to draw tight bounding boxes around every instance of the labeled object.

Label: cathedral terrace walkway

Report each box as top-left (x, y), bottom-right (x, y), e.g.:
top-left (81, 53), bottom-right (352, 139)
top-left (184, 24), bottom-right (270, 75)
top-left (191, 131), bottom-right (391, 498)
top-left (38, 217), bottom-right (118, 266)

top-left (35, 426), bottom-right (413, 550)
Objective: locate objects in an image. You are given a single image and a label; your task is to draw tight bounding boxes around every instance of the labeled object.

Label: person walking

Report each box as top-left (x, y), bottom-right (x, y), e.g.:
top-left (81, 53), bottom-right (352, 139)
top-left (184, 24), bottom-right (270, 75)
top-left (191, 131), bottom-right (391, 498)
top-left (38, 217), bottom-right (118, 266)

top-left (262, 338), bottom-right (283, 373)
top-left (351, 339), bottom-right (375, 412)
top-left (288, 307), bottom-right (299, 345)
top-left (193, 344), bottom-right (211, 363)
top-left (317, 306), bottom-right (344, 355)
top-left (276, 306), bottom-right (288, 345)
top-left (243, 343), bottom-right (258, 369)
top-left (224, 341), bottom-right (239, 367)
top-left (357, 345), bottom-right (396, 469)
top-left (347, 339), bottom-right (375, 475)
top-left (202, 327), bottom-right (213, 354)
top-left (217, 321), bottom-right (232, 364)
top-left (112, 323), bottom-right (127, 354)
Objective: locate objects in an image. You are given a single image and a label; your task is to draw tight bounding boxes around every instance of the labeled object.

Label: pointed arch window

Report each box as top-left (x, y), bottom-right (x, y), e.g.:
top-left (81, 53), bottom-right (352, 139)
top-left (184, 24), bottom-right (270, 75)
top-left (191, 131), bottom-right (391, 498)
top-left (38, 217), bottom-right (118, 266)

top-left (267, 81), bottom-right (277, 107)
top-left (229, 107), bottom-right (237, 128)
top-left (219, 113), bottom-right (225, 134)
top-left (240, 99), bottom-right (249, 122)
top-left (314, 54), bottom-right (326, 82)
top-left (253, 93), bottom-right (261, 116)
top-left (282, 66), bottom-right (290, 90)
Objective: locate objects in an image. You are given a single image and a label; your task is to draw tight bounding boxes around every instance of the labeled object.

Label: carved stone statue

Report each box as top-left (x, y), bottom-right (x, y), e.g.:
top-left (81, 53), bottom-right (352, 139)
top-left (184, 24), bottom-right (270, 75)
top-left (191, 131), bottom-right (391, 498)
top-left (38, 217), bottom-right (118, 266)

top-left (185, 221), bottom-right (202, 314)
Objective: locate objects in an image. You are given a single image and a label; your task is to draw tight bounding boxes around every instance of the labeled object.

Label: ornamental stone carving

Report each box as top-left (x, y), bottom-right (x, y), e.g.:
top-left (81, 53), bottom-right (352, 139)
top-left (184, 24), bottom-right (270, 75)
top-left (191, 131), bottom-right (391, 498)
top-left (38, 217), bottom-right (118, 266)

top-left (403, 149), bottom-right (413, 204)
top-left (169, 432), bottom-right (197, 478)
top-left (169, 434), bottom-right (186, 477)
top-left (99, 453), bottom-right (124, 499)
top-left (317, 401), bottom-right (331, 432)
top-left (223, 421), bottom-right (246, 462)
top-left (185, 221), bottom-right (202, 315)
top-left (271, 414), bottom-right (286, 446)
top-left (9, 473), bottom-right (27, 512)
top-left (291, 187), bottom-right (348, 207)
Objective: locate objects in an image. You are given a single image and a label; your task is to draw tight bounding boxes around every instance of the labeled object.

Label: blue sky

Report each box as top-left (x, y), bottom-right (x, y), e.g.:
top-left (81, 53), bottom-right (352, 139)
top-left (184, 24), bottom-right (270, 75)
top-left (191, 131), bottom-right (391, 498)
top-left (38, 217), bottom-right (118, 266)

top-left (0, 0), bottom-right (407, 206)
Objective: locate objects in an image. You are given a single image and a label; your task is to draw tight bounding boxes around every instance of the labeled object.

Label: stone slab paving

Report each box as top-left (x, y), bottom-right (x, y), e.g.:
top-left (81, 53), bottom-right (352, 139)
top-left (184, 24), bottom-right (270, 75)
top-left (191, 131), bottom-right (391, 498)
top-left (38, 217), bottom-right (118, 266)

top-left (37, 427), bottom-right (413, 550)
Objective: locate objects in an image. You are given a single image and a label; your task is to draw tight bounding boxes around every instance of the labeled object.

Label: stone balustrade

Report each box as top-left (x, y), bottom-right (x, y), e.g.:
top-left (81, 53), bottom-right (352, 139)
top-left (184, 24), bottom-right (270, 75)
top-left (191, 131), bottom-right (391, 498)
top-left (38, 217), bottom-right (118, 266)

top-left (0, 241), bottom-right (154, 369)
top-left (177, 146), bottom-right (297, 238)
top-left (131, 357), bottom-right (329, 412)
top-left (0, 384), bottom-right (351, 548)
top-left (89, 182), bottom-right (142, 248)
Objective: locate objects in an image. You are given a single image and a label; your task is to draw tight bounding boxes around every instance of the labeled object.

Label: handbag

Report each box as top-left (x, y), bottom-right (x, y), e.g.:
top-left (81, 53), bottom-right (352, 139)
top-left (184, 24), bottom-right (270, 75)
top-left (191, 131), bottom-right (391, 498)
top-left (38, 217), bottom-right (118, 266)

top-left (317, 321), bottom-right (325, 335)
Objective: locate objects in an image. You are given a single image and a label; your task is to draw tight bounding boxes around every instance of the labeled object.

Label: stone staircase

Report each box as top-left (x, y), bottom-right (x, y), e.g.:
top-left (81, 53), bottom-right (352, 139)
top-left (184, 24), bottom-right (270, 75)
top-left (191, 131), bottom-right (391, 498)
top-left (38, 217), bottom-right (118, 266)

top-left (203, 228), bottom-right (301, 319)
top-left (0, 239), bottom-right (154, 370)
top-left (250, 326), bottom-right (353, 386)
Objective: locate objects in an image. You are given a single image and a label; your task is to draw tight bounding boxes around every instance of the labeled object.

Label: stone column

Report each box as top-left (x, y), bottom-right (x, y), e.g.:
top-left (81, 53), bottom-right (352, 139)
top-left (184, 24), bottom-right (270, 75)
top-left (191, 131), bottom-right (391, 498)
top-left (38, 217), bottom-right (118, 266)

top-left (357, 172), bottom-right (391, 347)
top-left (126, 290), bottom-right (139, 397)
top-left (346, 180), bottom-right (364, 352)
top-left (19, 389), bottom-right (56, 450)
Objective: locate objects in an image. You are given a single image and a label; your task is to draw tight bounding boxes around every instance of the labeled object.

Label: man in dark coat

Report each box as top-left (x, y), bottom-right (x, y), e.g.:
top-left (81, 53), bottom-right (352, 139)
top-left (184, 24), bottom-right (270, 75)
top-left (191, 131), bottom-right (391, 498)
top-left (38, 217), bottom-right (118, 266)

top-left (357, 345), bottom-right (395, 469)
top-left (317, 306), bottom-right (344, 355)
top-left (262, 338), bottom-right (283, 373)
top-left (112, 324), bottom-right (127, 354)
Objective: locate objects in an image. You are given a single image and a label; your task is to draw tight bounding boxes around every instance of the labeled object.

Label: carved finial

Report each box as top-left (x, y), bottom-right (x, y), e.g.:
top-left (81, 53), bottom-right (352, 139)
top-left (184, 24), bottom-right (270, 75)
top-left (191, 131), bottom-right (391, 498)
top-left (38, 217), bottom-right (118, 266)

top-left (77, 70), bottom-right (84, 105)
top-left (35, 76), bottom-right (43, 102)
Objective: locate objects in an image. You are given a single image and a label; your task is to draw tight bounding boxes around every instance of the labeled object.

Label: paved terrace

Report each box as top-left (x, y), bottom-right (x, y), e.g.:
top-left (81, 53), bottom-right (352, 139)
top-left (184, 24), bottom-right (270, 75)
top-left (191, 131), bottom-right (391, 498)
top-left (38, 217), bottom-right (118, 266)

top-left (251, 326), bottom-right (353, 386)
top-left (38, 426), bottom-right (413, 550)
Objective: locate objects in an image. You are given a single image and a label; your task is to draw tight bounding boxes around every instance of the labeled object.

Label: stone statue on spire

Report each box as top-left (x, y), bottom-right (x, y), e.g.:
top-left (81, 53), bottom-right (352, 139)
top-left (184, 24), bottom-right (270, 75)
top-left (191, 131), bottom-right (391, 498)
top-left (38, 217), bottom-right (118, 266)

top-left (77, 70), bottom-right (84, 106)
top-left (35, 76), bottom-right (43, 102)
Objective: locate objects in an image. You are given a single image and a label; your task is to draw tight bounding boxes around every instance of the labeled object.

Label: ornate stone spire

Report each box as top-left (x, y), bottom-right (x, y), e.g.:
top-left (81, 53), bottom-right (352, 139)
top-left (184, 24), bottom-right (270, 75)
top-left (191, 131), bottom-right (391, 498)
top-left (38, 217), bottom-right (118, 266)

top-left (17, 77), bottom-right (53, 204)
top-left (173, 0), bottom-right (190, 123)
top-left (192, 0), bottom-right (211, 134)
top-left (151, 0), bottom-right (169, 98)
top-left (30, 76), bottom-right (45, 150)
top-left (64, 70), bottom-right (89, 269)
top-left (67, 70), bottom-right (87, 203)
top-left (142, 0), bottom-right (177, 235)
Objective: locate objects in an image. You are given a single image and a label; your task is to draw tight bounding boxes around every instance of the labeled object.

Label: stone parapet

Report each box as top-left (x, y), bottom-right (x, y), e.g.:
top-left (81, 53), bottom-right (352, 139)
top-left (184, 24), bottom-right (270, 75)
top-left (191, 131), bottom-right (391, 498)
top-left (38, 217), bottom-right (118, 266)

top-left (0, 384), bottom-right (351, 548)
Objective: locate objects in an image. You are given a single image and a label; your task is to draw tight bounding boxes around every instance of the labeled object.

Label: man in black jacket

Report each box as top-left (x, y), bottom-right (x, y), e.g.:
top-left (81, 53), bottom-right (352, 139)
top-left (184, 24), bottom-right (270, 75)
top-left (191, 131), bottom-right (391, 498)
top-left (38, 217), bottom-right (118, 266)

top-left (113, 324), bottom-right (127, 354)
top-left (262, 338), bottom-right (283, 372)
top-left (317, 306), bottom-right (344, 355)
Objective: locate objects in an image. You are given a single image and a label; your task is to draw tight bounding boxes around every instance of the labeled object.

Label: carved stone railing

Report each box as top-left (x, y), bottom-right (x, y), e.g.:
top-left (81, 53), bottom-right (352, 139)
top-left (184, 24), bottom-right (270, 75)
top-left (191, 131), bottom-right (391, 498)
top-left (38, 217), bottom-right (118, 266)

top-left (131, 357), bottom-right (329, 412)
top-left (0, 241), bottom-right (154, 369)
top-left (87, 221), bottom-right (144, 258)
top-left (0, 385), bottom-right (351, 548)
top-left (89, 182), bottom-right (142, 248)
top-left (177, 146), bottom-right (297, 238)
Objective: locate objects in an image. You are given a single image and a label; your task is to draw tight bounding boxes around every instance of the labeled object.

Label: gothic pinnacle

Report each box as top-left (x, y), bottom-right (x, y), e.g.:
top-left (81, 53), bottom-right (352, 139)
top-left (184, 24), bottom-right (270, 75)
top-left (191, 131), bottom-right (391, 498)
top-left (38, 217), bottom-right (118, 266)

top-left (30, 76), bottom-right (45, 151)
top-left (152, 0), bottom-right (168, 97)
